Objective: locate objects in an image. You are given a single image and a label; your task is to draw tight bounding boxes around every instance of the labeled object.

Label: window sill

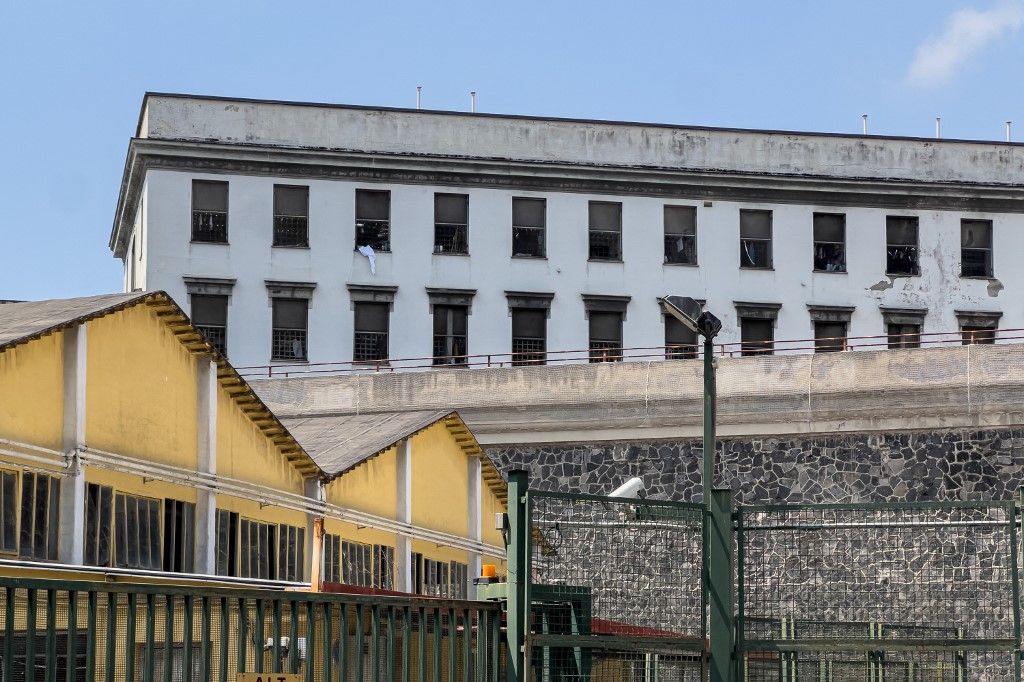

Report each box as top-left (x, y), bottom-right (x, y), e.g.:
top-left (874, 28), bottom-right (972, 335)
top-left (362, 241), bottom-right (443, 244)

top-left (812, 269), bottom-right (848, 274)
top-left (960, 274), bottom-right (995, 280)
top-left (352, 360), bottom-right (390, 367)
top-left (512, 254), bottom-right (547, 260)
top-left (664, 261), bottom-right (698, 267)
top-left (353, 248), bottom-right (392, 254)
top-left (432, 252), bottom-right (470, 257)
top-left (190, 240), bottom-right (230, 246)
top-left (739, 266), bottom-right (774, 271)
top-left (272, 244), bottom-right (311, 250)
top-left (270, 358), bottom-right (309, 364)
top-left (588, 258), bottom-right (624, 264)
top-left (885, 272), bottom-right (921, 278)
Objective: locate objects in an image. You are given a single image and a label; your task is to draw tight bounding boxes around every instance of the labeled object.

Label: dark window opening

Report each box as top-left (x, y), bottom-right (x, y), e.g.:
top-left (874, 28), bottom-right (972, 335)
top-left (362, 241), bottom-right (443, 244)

top-left (423, 558), bottom-right (450, 597)
top-left (740, 210), bottom-right (772, 269)
top-left (511, 308), bottom-right (546, 366)
top-left (277, 524), bottom-right (305, 582)
top-left (4, 633), bottom-right (87, 682)
top-left (163, 498), bottom-right (195, 573)
top-left (342, 540), bottom-right (372, 587)
top-left (239, 518), bottom-right (276, 580)
top-left (887, 323), bottom-right (921, 349)
top-left (0, 470), bottom-right (16, 554)
top-left (886, 216), bottom-right (920, 276)
top-left (190, 294), bottom-right (228, 356)
top-left (271, 298), bottom-right (308, 361)
top-left (84, 483), bottom-right (113, 567)
top-left (434, 194), bottom-right (469, 254)
top-left (665, 316), bottom-right (698, 360)
top-left (664, 206), bottom-right (697, 265)
top-left (962, 325), bottom-right (996, 345)
top-left (322, 533), bottom-right (341, 584)
top-left (961, 219), bottom-right (993, 277)
top-left (215, 509), bottom-right (239, 577)
top-left (191, 180), bottom-right (228, 243)
top-left (273, 185), bottom-right (309, 247)
top-left (740, 318), bottom-right (774, 356)
top-left (373, 544), bottom-right (394, 590)
top-left (814, 321), bottom-right (847, 353)
top-left (813, 213), bottom-right (846, 272)
top-left (353, 302), bottom-right (389, 363)
top-left (114, 493), bottom-right (161, 571)
top-left (450, 561), bottom-right (468, 599)
top-left (355, 189), bottom-right (391, 252)
top-left (19, 472), bottom-right (59, 561)
top-left (512, 198), bottom-right (546, 257)
top-left (589, 311), bottom-right (623, 363)
top-left (588, 202), bottom-right (622, 261)
top-left (433, 305), bottom-right (468, 366)
top-left (412, 552), bottom-right (424, 593)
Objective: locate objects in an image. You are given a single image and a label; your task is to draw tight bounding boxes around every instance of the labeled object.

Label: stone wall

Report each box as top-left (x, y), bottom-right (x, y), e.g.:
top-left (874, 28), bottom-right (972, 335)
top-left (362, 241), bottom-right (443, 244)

top-left (485, 426), bottom-right (1024, 504)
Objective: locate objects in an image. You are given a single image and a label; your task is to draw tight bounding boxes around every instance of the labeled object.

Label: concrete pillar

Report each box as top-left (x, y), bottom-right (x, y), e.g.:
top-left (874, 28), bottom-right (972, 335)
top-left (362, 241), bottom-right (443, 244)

top-left (467, 455), bottom-right (483, 598)
top-left (58, 325), bottom-right (87, 565)
top-left (304, 477), bottom-right (323, 583)
top-left (395, 438), bottom-right (413, 593)
top-left (194, 359), bottom-right (218, 574)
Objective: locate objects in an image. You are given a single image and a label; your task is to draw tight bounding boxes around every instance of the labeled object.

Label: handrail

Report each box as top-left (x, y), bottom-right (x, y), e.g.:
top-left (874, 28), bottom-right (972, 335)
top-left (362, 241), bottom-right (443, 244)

top-left (236, 328), bottom-right (1024, 379)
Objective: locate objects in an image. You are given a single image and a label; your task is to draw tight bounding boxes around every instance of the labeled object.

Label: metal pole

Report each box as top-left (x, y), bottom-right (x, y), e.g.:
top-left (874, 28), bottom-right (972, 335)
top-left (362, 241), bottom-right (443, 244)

top-left (506, 470), bottom-right (529, 682)
top-left (703, 335), bottom-right (716, 509)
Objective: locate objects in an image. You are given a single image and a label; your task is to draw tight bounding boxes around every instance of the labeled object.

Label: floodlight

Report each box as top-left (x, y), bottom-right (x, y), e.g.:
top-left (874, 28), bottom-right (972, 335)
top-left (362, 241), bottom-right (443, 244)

top-left (659, 295), bottom-right (722, 339)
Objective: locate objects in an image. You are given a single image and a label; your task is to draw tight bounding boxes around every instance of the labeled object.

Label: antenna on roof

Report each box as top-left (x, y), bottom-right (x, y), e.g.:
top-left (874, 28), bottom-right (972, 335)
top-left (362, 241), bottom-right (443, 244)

top-left (470, 91), bottom-right (477, 113)
top-left (1007, 121), bottom-right (1013, 142)
top-left (861, 114), bottom-right (868, 135)
top-left (416, 86), bottom-right (422, 110)
top-left (935, 117), bottom-right (942, 139)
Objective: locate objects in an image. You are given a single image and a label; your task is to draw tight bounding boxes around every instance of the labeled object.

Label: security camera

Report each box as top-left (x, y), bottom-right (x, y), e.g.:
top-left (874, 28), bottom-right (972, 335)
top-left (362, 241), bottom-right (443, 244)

top-left (608, 477), bottom-right (646, 499)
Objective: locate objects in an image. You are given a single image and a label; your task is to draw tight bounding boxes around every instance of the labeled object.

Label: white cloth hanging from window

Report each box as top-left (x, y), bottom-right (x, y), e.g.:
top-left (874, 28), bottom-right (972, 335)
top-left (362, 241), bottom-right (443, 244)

top-left (357, 245), bottom-right (376, 275)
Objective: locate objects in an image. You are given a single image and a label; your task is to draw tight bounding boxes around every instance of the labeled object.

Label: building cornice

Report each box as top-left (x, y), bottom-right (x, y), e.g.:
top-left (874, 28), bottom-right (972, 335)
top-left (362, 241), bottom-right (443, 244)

top-left (110, 138), bottom-right (1024, 258)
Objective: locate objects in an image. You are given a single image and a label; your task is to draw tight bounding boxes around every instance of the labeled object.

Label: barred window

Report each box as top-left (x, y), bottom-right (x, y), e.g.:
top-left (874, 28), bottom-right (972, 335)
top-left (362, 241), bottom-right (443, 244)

top-left (163, 499), bottom-right (195, 573)
top-left (886, 216), bottom-right (919, 276)
top-left (323, 533), bottom-right (342, 584)
top-left (961, 219), bottom-right (993, 278)
top-left (511, 308), bottom-right (546, 366)
top-left (215, 509), bottom-right (239, 577)
top-left (273, 185), bottom-right (309, 247)
top-left (512, 197), bottom-right (545, 258)
top-left (84, 483), bottom-right (113, 566)
top-left (190, 294), bottom-right (228, 356)
top-left (740, 210), bottom-right (772, 269)
top-left (422, 558), bottom-right (450, 597)
top-left (271, 298), bottom-right (308, 361)
top-left (0, 470), bottom-right (16, 554)
top-left (342, 540), bottom-right (372, 587)
top-left (353, 302), bottom-right (389, 363)
top-left (433, 305), bottom-right (468, 366)
top-left (813, 213), bottom-right (846, 273)
top-left (374, 544), bottom-right (395, 590)
top-left (19, 472), bottom-right (60, 561)
top-left (450, 561), bottom-right (468, 599)
top-left (191, 180), bottom-right (228, 243)
top-left (665, 315), bottom-right (698, 360)
top-left (434, 193), bottom-right (469, 254)
top-left (664, 206), bottom-right (696, 265)
top-left (114, 493), bottom-right (161, 570)
top-left (239, 518), bottom-right (277, 580)
top-left (962, 325), bottom-right (997, 345)
top-left (588, 311), bottom-right (622, 363)
top-left (355, 189), bottom-right (390, 252)
top-left (588, 201), bottom-right (622, 261)
top-left (278, 524), bottom-right (305, 582)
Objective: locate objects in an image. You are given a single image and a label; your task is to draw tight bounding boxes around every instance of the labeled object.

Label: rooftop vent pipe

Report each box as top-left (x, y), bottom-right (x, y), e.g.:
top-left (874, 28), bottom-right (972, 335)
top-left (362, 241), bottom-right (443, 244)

top-left (1007, 121), bottom-right (1013, 142)
top-left (416, 86), bottom-right (422, 110)
top-left (470, 91), bottom-right (476, 113)
top-left (935, 117), bottom-right (942, 139)
top-left (862, 114), bottom-right (868, 134)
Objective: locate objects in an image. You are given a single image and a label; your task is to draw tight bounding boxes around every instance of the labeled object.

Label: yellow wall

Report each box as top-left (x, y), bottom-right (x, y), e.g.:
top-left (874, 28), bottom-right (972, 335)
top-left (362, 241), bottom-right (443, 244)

top-left (0, 332), bottom-right (64, 451)
top-left (217, 494), bottom-right (307, 530)
top-left (324, 445), bottom-right (397, 519)
top-left (217, 389), bottom-right (306, 494)
top-left (86, 467), bottom-right (197, 505)
top-left (410, 424), bottom-right (469, 536)
top-left (85, 306), bottom-right (198, 468)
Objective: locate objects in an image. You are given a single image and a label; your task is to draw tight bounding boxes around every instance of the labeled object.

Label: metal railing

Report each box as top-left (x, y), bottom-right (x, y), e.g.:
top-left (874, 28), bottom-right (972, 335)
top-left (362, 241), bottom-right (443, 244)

top-left (191, 211), bottom-right (227, 243)
top-left (272, 216), bottom-right (309, 248)
top-left (236, 327), bottom-right (1024, 379)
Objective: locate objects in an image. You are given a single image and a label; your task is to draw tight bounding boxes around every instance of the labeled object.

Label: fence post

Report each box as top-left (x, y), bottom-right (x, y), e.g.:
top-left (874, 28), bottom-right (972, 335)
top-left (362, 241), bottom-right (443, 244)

top-left (709, 488), bottom-right (735, 682)
top-left (506, 470), bottom-right (530, 682)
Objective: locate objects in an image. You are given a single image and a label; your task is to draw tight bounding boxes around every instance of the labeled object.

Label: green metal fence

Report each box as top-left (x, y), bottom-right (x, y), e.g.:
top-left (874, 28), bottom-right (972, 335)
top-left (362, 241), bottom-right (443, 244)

top-left (0, 575), bottom-right (504, 682)
top-left (524, 489), bottom-right (706, 681)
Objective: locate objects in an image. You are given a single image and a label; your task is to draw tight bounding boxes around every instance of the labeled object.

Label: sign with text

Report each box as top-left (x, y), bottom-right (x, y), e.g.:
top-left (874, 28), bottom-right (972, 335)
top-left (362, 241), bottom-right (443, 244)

top-left (237, 674), bottom-right (302, 682)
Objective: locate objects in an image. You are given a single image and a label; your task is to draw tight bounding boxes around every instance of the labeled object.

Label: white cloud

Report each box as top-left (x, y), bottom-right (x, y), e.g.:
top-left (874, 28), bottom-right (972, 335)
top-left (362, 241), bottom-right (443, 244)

top-left (907, 0), bottom-right (1023, 86)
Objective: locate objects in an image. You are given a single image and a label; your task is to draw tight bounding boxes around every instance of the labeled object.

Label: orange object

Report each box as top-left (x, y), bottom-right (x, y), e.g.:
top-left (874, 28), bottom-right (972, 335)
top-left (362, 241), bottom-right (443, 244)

top-left (481, 564), bottom-right (497, 578)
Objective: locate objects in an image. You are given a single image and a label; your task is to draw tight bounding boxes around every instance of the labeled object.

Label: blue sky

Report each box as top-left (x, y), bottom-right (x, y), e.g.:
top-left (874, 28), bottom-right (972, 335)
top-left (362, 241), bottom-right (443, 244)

top-left (3, 0), bottom-right (1024, 300)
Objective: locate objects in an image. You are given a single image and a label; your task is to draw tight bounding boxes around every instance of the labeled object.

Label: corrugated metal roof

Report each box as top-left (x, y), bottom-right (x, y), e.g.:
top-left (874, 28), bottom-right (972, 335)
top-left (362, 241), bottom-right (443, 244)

top-left (0, 292), bottom-right (152, 352)
top-left (282, 410), bottom-right (453, 478)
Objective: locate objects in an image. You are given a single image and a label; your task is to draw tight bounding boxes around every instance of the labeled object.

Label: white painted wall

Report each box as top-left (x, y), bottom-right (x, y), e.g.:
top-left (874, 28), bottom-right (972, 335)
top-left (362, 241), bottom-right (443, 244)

top-left (134, 169), bottom-right (1022, 368)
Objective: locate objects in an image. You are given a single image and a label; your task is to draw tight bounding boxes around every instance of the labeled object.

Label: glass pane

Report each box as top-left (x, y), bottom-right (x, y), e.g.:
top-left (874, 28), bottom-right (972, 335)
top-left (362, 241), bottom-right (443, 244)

top-left (19, 473), bottom-right (34, 556)
top-left (2, 472), bottom-right (15, 552)
top-left (433, 306), bottom-right (467, 335)
top-left (191, 295), bottom-right (227, 326)
top-left (740, 210), bottom-right (772, 239)
top-left (115, 495), bottom-right (127, 567)
top-left (961, 220), bottom-right (992, 248)
top-left (512, 198), bottom-right (545, 227)
top-left (34, 474), bottom-right (48, 559)
top-left (664, 206), bottom-right (696, 236)
top-left (192, 181), bottom-right (228, 212)
top-left (588, 202), bottom-right (621, 231)
top-left (354, 302), bottom-right (389, 332)
top-left (512, 309), bottom-right (545, 338)
top-left (435, 194), bottom-right (468, 224)
top-left (886, 217), bottom-right (918, 245)
top-left (356, 189), bottom-right (389, 221)
top-left (813, 213), bottom-right (845, 242)
top-left (98, 486), bottom-right (112, 566)
top-left (273, 299), bottom-right (307, 329)
top-left (589, 312), bottom-right (622, 343)
top-left (274, 185), bottom-right (308, 217)
top-left (46, 477), bottom-right (59, 560)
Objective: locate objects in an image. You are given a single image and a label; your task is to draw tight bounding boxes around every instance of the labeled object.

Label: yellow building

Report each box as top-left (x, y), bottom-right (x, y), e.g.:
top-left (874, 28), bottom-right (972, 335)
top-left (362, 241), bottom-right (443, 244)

top-left (0, 291), bottom-right (505, 595)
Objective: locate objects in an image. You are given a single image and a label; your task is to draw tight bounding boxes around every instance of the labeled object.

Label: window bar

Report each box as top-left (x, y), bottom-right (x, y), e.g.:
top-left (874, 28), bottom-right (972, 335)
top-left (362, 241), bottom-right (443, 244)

top-left (45, 588), bottom-right (57, 681)
top-left (124, 593), bottom-right (136, 682)
top-left (355, 604), bottom-right (365, 682)
top-left (66, 589), bottom-right (79, 682)
top-left (337, 603), bottom-right (348, 679)
top-left (199, 595), bottom-right (211, 682)
top-left (321, 602), bottom-right (333, 682)
top-left (448, 606), bottom-right (457, 682)
top-left (105, 592), bottom-right (117, 682)
top-left (143, 593), bottom-right (156, 682)
top-left (218, 597), bottom-right (229, 682)
top-left (2, 586), bottom-right (12, 682)
top-left (462, 608), bottom-right (471, 682)
top-left (162, 595), bottom-right (174, 682)
top-left (303, 601), bottom-right (315, 682)
top-left (371, 604), bottom-right (380, 682)
top-left (433, 608), bottom-right (442, 681)
top-left (387, 605), bottom-right (397, 682)
top-left (85, 590), bottom-right (97, 682)
top-left (236, 598), bottom-right (247, 673)
top-left (254, 599), bottom-right (265, 673)
top-left (417, 606), bottom-right (426, 682)
top-left (402, 605), bottom-right (412, 682)
top-left (287, 600), bottom-right (300, 675)
top-left (271, 598), bottom-right (282, 673)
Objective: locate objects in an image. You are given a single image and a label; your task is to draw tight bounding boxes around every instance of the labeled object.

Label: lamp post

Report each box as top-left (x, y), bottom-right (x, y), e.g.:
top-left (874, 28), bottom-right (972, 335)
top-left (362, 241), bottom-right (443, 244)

top-left (659, 295), bottom-right (733, 682)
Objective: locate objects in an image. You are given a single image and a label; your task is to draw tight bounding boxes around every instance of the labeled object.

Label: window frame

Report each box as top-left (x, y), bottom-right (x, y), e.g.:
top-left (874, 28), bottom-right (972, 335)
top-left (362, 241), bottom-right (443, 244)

top-left (113, 492), bottom-right (162, 571)
top-left (512, 197), bottom-right (546, 259)
top-left (323, 533), bottom-right (342, 584)
top-left (354, 189), bottom-right (391, 253)
top-left (812, 213), bottom-right (847, 273)
top-left (191, 180), bottom-right (229, 244)
top-left (587, 201), bottom-right (623, 262)
top-left (0, 469), bottom-right (17, 555)
top-left (739, 317), bottom-right (775, 356)
top-left (239, 517), bottom-right (277, 580)
top-left (342, 540), bottom-right (373, 587)
top-left (887, 323), bottom-right (922, 349)
top-left (664, 314), bottom-right (698, 360)
top-left (84, 482), bottom-right (113, 567)
top-left (215, 509), bottom-right (239, 577)
top-left (352, 301), bottom-right (390, 364)
top-left (277, 523), bottom-right (305, 582)
top-left (272, 184), bottom-right (310, 249)
top-left (162, 498), bottom-right (195, 574)
top-left (663, 205), bottom-right (698, 266)
top-left (271, 297), bottom-right (309, 362)
top-left (885, 216), bottom-right (920, 277)
top-left (19, 472), bottom-right (60, 561)
top-left (739, 209), bottom-right (773, 270)
top-left (588, 311), bottom-right (624, 363)
top-left (960, 219), bottom-right (993, 278)
top-left (432, 304), bottom-right (469, 366)
top-left (510, 307), bottom-right (547, 366)
top-left (813, 320), bottom-right (848, 353)
top-left (433, 193), bottom-right (470, 255)
top-left (190, 293), bottom-right (228, 357)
